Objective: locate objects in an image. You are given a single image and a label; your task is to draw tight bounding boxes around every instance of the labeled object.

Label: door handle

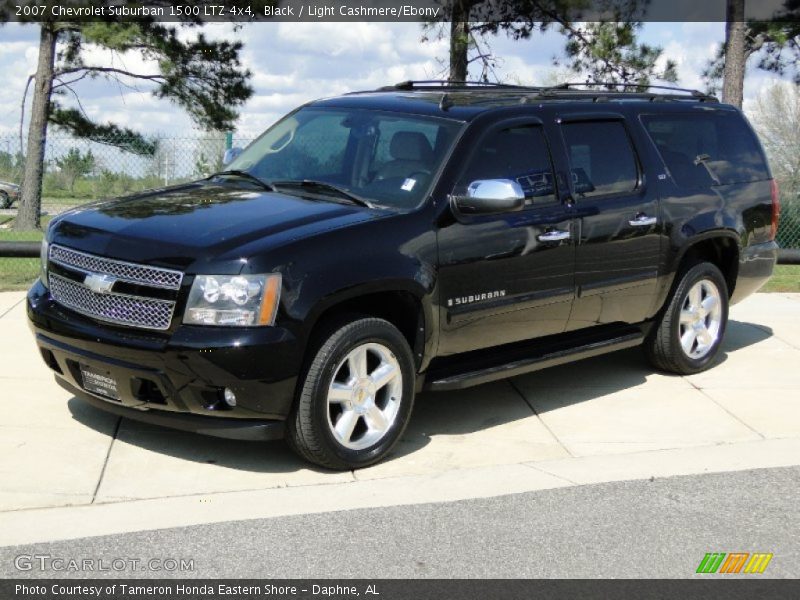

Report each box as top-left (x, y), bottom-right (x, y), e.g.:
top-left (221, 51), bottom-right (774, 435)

top-left (629, 214), bottom-right (657, 227)
top-left (537, 230), bottom-right (571, 242)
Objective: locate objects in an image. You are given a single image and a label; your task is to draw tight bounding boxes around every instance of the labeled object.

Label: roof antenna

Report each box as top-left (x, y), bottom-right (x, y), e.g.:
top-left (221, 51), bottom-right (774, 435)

top-left (439, 93), bottom-right (453, 111)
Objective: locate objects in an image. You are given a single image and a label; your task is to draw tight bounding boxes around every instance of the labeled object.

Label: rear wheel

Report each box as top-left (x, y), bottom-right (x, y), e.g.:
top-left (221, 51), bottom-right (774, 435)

top-left (287, 317), bottom-right (415, 470)
top-left (645, 262), bottom-right (729, 375)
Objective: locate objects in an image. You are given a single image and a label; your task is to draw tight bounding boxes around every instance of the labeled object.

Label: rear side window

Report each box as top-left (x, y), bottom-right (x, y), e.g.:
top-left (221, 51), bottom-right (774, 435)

top-left (562, 121), bottom-right (639, 197)
top-left (457, 125), bottom-right (556, 206)
top-left (642, 112), bottom-right (769, 187)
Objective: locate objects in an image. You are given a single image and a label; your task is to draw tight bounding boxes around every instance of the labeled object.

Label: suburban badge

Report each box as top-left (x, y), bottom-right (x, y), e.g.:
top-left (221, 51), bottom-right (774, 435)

top-left (447, 290), bottom-right (506, 308)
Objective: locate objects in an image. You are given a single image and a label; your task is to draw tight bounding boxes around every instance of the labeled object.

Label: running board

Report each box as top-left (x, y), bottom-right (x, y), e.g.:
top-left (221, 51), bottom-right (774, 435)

top-left (424, 331), bottom-right (644, 391)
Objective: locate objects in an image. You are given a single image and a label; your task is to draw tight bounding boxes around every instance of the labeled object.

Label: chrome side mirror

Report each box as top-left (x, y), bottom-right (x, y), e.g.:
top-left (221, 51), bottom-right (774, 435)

top-left (451, 179), bottom-right (526, 215)
top-left (222, 147), bottom-right (243, 166)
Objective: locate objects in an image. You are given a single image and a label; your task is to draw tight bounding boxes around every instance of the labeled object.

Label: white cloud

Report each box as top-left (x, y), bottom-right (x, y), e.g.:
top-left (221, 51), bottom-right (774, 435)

top-left (0, 20), bottom-right (792, 144)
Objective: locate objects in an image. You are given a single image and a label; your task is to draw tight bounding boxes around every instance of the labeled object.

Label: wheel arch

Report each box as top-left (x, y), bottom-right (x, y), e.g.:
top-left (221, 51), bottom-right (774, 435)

top-left (670, 231), bottom-right (740, 298)
top-left (304, 283), bottom-right (430, 372)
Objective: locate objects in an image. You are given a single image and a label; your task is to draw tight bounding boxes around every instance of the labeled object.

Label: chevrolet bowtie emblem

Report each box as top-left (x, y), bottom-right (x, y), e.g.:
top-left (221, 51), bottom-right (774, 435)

top-left (84, 273), bottom-right (117, 294)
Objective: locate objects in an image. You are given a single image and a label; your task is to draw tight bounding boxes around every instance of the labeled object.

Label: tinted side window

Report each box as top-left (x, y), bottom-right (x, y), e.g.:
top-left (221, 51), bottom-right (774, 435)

top-left (562, 121), bottom-right (639, 197)
top-left (457, 125), bottom-right (556, 206)
top-left (642, 112), bottom-right (769, 187)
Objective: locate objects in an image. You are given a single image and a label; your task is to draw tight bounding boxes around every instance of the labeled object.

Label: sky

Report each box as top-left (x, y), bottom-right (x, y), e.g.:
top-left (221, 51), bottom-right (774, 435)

top-left (0, 21), bottom-right (790, 143)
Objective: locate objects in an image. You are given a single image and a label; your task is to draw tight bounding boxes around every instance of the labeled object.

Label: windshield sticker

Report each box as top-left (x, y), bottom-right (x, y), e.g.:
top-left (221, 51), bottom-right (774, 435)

top-left (401, 178), bottom-right (417, 192)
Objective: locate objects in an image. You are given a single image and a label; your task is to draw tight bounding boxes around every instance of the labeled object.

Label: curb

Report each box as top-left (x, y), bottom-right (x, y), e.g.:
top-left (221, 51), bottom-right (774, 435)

top-left (1, 437), bottom-right (798, 548)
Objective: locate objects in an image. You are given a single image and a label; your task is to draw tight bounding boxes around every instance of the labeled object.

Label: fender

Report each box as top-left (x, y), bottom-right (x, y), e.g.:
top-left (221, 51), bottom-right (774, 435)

top-left (265, 210), bottom-right (440, 370)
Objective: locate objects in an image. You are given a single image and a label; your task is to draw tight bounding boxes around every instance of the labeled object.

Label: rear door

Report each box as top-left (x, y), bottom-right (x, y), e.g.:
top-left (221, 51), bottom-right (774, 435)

top-left (555, 115), bottom-right (662, 330)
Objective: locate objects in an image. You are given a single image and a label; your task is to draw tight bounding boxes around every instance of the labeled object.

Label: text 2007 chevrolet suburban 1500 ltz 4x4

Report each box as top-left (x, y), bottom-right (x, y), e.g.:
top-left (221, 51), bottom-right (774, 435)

top-left (28, 81), bottom-right (779, 469)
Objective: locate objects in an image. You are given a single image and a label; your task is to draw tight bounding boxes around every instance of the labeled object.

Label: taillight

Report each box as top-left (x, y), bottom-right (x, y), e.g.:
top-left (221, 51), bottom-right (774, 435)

top-left (770, 179), bottom-right (781, 241)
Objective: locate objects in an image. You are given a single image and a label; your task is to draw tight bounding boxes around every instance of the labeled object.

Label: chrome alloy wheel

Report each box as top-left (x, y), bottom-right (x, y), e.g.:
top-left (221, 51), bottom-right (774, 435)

top-left (679, 279), bottom-right (723, 360)
top-left (326, 342), bottom-right (403, 451)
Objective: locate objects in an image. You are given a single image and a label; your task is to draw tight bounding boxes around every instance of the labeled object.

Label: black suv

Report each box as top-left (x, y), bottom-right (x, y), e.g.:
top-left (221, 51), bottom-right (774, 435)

top-left (28, 82), bottom-right (779, 469)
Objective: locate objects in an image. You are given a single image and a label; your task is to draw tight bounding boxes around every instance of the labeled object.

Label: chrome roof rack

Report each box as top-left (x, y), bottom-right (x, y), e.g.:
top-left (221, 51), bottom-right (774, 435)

top-left (375, 80), bottom-right (545, 92)
top-left (348, 80), bottom-right (719, 104)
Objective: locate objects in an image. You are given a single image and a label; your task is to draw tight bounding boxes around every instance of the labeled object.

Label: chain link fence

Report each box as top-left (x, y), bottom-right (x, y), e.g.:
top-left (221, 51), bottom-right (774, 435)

top-left (0, 132), bottom-right (254, 289)
top-left (1, 131), bottom-right (798, 290)
top-left (0, 132), bottom-right (254, 219)
top-left (778, 190), bottom-right (800, 250)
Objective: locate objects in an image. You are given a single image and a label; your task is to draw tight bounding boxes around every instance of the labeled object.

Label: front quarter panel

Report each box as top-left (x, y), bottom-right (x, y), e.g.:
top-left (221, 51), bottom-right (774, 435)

top-left (240, 208), bottom-right (439, 368)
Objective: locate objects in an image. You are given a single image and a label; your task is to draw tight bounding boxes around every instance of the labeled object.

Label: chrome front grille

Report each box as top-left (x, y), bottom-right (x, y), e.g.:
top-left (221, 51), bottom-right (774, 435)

top-left (49, 244), bottom-right (183, 290)
top-left (47, 244), bottom-right (182, 331)
top-left (49, 273), bottom-right (175, 331)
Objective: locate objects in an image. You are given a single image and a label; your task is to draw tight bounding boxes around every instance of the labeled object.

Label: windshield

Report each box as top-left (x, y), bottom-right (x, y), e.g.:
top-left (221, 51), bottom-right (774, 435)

top-left (227, 107), bottom-right (462, 210)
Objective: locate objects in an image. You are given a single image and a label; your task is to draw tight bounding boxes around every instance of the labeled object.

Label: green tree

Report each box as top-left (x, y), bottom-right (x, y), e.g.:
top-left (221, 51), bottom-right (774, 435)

top-left (559, 21), bottom-right (677, 87)
top-left (54, 147), bottom-right (95, 193)
top-left (705, 1), bottom-right (800, 107)
top-left (428, 0), bottom-right (676, 86)
top-left (0, 150), bottom-right (24, 181)
top-left (3, 3), bottom-right (262, 230)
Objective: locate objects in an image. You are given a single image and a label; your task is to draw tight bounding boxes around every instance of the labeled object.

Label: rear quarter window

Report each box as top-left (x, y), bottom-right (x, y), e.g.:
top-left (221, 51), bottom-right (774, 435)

top-left (641, 112), bottom-right (770, 188)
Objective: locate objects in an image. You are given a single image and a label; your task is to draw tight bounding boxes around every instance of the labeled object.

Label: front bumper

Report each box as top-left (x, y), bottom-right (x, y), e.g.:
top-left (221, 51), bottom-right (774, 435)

top-left (27, 281), bottom-right (304, 440)
top-left (731, 240), bottom-right (779, 305)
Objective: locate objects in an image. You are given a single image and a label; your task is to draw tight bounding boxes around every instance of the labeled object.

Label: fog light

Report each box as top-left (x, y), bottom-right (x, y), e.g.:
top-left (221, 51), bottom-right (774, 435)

top-left (223, 388), bottom-right (237, 407)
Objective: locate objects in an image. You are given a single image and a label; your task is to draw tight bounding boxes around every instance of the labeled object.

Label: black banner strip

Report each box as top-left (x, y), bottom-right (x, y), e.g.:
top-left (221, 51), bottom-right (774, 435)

top-left (2, 0), bottom-right (800, 23)
top-left (3, 579), bottom-right (800, 600)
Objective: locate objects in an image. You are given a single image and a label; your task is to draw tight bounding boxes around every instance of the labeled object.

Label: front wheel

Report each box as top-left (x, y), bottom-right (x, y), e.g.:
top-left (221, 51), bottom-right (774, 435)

top-left (645, 262), bottom-right (729, 375)
top-left (287, 317), bottom-right (415, 470)
top-left (0, 192), bottom-right (10, 209)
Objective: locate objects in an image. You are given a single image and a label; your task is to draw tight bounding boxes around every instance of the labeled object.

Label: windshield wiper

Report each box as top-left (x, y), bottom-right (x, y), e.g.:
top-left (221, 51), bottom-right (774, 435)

top-left (209, 170), bottom-right (277, 192)
top-left (271, 180), bottom-right (375, 208)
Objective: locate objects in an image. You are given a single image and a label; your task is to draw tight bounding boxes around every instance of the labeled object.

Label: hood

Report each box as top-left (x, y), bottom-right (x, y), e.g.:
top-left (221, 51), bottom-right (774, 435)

top-left (49, 181), bottom-right (377, 271)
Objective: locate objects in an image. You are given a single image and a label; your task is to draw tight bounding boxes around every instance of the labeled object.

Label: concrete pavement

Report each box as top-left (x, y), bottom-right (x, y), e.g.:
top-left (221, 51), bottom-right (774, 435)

top-left (3, 466), bottom-right (797, 578)
top-left (1, 291), bottom-right (798, 546)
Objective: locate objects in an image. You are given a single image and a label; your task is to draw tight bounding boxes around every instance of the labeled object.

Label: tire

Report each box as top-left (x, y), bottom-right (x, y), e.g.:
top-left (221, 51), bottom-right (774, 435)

top-left (287, 317), bottom-right (416, 470)
top-left (0, 192), bottom-right (9, 209)
top-left (645, 261), bottom-right (729, 375)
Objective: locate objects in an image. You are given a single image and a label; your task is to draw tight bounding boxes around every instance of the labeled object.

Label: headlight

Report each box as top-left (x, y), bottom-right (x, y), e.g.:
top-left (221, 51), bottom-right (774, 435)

top-left (40, 239), bottom-right (49, 288)
top-left (183, 274), bottom-right (281, 327)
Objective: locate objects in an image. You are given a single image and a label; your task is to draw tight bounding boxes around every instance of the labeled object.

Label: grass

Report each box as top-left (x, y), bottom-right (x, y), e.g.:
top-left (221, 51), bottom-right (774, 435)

top-left (0, 216), bottom-right (50, 291)
top-left (761, 265), bottom-right (800, 293)
top-left (0, 225), bottom-right (798, 292)
top-left (0, 258), bottom-right (38, 292)
top-left (0, 216), bottom-right (52, 242)
top-left (42, 197), bottom-right (85, 210)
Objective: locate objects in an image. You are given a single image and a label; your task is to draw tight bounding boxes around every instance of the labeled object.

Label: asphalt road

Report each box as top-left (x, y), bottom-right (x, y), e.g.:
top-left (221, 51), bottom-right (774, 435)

top-left (2, 466), bottom-right (798, 579)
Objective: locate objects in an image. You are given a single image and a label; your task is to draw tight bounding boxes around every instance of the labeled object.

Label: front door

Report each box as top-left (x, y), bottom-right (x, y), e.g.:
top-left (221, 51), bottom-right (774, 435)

top-left (436, 119), bottom-right (576, 356)
top-left (555, 116), bottom-right (662, 331)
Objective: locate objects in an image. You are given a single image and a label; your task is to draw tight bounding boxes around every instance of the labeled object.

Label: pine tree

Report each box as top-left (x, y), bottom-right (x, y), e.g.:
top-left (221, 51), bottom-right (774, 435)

top-left (430, 0), bottom-right (677, 86)
top-left (2, 4), bottom-right (259, 230)
top-left (704, 1), bottom-right (800, 107)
